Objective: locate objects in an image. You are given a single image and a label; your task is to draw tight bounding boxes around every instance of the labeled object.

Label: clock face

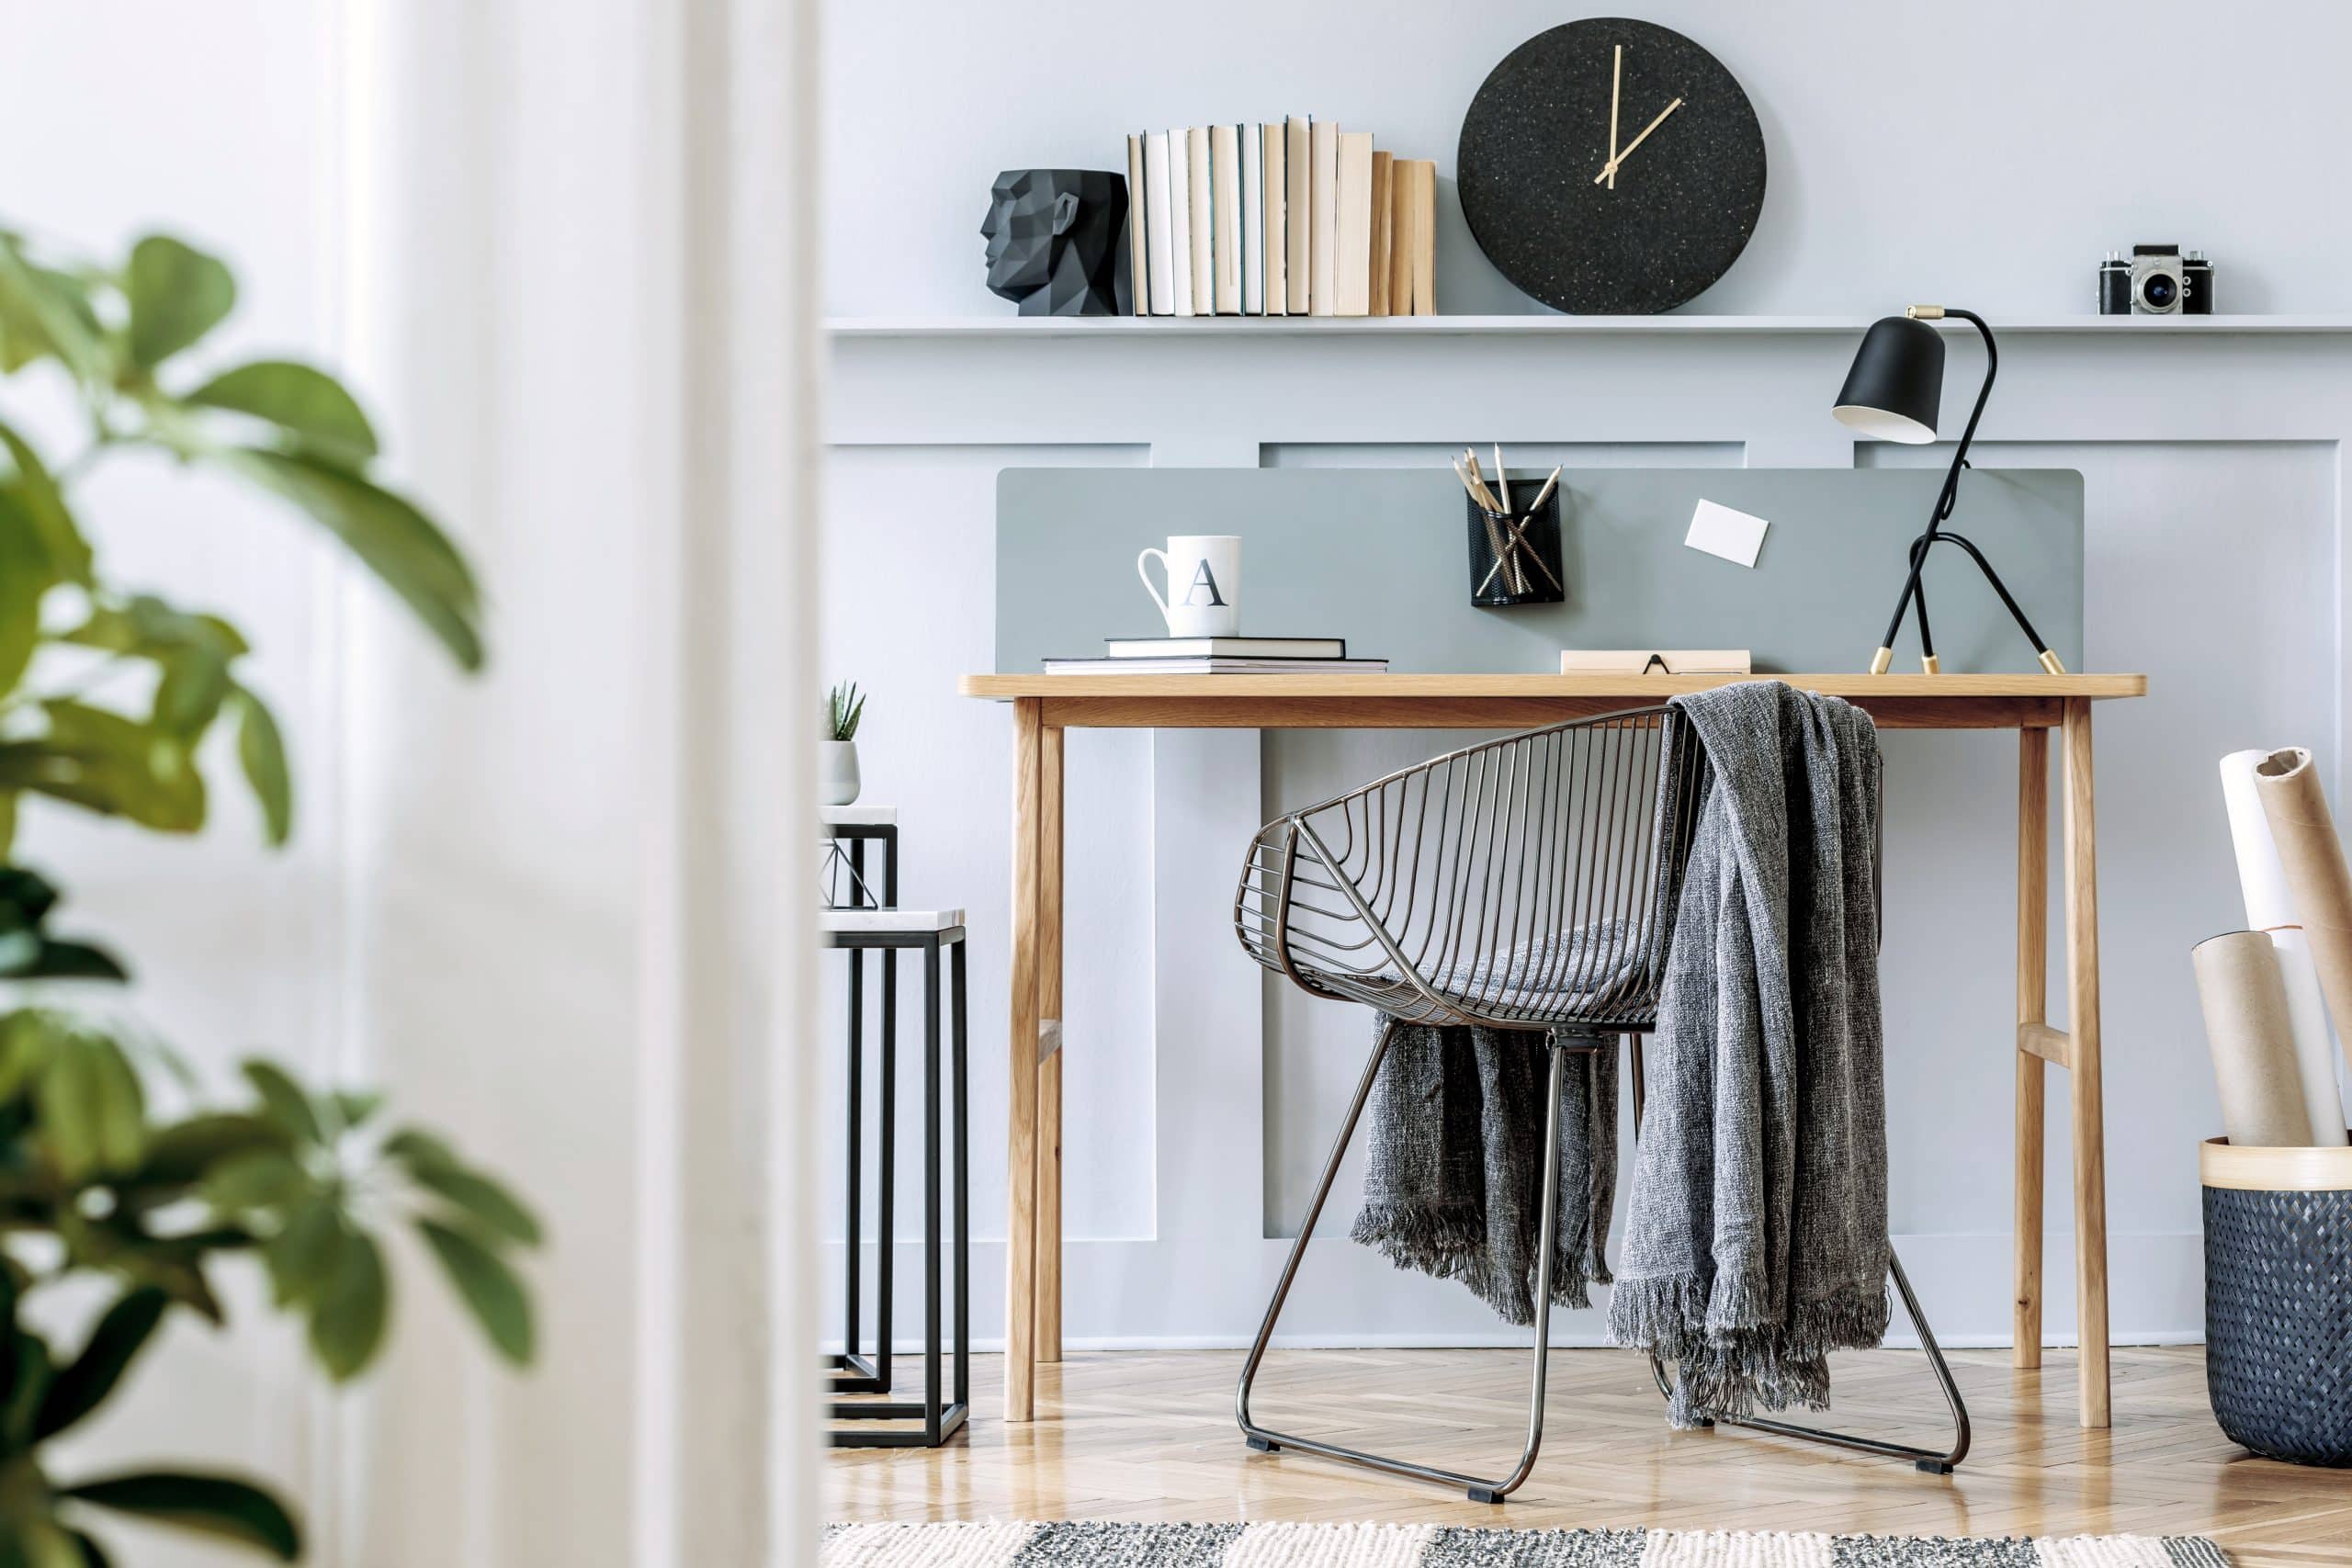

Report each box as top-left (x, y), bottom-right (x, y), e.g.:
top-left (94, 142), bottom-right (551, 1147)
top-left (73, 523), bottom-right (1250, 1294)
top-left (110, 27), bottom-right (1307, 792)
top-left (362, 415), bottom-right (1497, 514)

top-left (1458, 18), bottom-right (1767, 314)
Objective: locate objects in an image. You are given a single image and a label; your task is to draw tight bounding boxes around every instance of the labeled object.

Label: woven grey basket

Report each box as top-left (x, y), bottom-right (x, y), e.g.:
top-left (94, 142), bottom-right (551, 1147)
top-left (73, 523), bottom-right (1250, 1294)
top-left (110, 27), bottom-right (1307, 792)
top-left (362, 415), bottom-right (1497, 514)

top-left (2202, 1143), bottom-right (2352, 1467)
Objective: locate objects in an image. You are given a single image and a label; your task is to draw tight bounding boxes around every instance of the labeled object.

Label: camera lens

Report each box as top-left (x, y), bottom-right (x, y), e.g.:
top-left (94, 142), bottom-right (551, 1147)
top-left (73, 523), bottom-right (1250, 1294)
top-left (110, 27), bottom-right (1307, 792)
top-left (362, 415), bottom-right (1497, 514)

top-left (2141, 272), bottom-right (2178, 309)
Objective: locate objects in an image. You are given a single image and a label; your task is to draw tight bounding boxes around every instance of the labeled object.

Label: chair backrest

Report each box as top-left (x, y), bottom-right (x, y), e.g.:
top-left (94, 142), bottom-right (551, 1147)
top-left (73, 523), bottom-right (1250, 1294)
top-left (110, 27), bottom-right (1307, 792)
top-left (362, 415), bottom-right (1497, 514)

top-left (1234, 705), bottom-right (1708, 1033)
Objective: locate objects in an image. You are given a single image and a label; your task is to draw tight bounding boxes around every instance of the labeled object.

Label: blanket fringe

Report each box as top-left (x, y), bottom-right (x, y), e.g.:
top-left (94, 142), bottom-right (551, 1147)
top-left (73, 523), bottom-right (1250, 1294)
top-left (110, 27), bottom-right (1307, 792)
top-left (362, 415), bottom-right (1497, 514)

top-left (1350, 1203), bottom-right (1608, 1325)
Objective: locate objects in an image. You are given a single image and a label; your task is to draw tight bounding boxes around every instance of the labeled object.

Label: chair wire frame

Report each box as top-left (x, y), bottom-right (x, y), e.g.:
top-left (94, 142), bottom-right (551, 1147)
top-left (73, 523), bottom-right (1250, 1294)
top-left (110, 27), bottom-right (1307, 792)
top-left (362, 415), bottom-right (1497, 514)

top-left (1229, 705), bottom-right (1970, 1502)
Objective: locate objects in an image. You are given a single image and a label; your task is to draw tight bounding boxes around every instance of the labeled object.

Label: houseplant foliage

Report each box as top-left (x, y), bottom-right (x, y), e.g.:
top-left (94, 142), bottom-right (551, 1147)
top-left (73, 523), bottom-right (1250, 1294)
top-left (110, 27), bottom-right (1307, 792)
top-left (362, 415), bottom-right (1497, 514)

top-left (0, 226), bottom-right (533, 1563)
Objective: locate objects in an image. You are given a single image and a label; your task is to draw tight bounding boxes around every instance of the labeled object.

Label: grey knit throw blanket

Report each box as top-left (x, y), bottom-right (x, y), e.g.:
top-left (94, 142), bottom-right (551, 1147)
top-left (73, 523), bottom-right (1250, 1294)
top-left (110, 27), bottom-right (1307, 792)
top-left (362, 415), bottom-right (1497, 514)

top-left (1610, 681), bottom-right (1890, 1426)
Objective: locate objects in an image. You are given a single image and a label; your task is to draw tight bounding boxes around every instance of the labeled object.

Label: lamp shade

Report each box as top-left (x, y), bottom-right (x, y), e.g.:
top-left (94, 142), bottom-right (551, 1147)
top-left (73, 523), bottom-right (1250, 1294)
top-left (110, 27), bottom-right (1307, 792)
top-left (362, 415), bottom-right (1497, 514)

top-left (1832, 314), bottom-right (1944, 444)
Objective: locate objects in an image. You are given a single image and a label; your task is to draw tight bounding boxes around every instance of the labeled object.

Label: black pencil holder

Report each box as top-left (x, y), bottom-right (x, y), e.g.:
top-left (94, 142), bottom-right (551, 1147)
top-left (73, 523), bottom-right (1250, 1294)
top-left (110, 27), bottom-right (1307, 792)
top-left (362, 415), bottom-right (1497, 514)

top-left (1465, 484), bottom-right (1564, 608)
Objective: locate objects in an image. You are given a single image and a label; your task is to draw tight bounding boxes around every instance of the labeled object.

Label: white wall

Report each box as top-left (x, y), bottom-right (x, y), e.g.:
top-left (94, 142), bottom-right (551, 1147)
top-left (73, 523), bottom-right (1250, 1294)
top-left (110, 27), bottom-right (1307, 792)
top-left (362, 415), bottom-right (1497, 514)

top-left (827, 0), bottom-right (2352, 318)
top-left (821, 0), bottom-right (2352, 1356)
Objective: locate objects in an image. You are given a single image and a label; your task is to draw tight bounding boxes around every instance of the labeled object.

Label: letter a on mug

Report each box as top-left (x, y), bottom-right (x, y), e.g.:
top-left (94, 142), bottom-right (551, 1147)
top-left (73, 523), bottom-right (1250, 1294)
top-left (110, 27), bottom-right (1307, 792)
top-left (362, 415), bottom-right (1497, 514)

top-left (1136, 534), bottom-right (1240, 637)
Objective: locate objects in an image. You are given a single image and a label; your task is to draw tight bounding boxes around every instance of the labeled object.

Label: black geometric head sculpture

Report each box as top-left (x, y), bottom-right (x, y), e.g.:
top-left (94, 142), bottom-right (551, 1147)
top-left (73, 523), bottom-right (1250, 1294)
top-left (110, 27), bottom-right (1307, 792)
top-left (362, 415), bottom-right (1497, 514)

top-left (981, 169), bottom-right (1128, 317)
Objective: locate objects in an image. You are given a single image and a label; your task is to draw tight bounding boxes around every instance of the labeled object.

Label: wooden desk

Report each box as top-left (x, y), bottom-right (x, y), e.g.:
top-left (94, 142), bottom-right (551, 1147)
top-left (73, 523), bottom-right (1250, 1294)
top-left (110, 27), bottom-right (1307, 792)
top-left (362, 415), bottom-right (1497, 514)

top-left (962, 672), bottom-right (2148, 1431)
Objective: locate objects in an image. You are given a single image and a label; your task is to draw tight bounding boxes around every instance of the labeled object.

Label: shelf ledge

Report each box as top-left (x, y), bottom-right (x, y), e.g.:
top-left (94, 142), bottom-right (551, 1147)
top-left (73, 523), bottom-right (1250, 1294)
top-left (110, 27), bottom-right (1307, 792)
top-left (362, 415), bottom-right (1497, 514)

top-left (831, 313), bottom-right (2352, 340)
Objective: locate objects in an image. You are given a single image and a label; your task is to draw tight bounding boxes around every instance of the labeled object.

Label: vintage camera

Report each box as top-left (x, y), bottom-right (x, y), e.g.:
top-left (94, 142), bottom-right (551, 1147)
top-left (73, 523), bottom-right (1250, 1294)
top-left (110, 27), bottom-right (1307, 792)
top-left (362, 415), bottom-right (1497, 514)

top-left (2098, 245), bottom-right (2212, 315)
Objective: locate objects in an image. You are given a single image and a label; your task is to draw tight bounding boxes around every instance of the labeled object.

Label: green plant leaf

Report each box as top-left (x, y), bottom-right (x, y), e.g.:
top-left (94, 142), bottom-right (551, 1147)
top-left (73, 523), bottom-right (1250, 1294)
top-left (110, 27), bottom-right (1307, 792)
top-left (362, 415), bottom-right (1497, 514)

top-left (183, 362), bottom-right (377, 464)
top-left (413, 1162), bottom-right (542, 1247)
top-left (328, 1089), bottom-right (380, 1131)
top-left (381, 1126), bottom-right (458, 1173)
top-left (230, 690), bottom-right (289, 845)
top-left (307, 1227), bottom-right (386, 1381)
top-left (416, 1218), bottom-right (532, 1364)
top-left (151, 645), bottom-right (231, 738)
top-left (67, 1529), bottom-right (111, 1568)
top-left (0, 494), bottom-right (52, 697)
top-left (34, 1037), bottom-right (103, 1180)
top-left (0, 238), bottom-right (105, 382)
top-left (238, 1061), bottom-right (319, 1145)
top-left (3, 1327), bottom-right (52, 1449)
top-left (263, 1197), bottom-right (344, 1309)
top-left (226, 449), bottom-right (483, 671)
top-left (62, 1472), bottom-right (299, 1561)
top-left (0, 702), bottom-right (207, 834)
top-left (0, 421), bottom-right (92, 584)
top-left (124, 236), bottom-right (235, 368)
top-left (129, 1112), bottom-right (288, 1190)
top-left (201, 1149), bottom-right (306, 1213)
top-left (85, 1035), bottom-right (145, 1173)
top-left (35, 1287), bottom-right (168, 1438)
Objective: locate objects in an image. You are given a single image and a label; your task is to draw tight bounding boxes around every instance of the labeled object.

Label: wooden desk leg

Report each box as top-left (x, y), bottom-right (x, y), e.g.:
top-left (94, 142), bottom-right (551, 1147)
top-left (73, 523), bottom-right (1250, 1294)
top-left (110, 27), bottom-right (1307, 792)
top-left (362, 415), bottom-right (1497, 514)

top-left (2062, 697), bottom-right (2112, 1429)
top-left (1036, 724), bottom-right (1065, 1366)
top-left (2015, 726), bottom-right (2048, 1370)
top-left (1004, 698), bottom-right (1042, 1422)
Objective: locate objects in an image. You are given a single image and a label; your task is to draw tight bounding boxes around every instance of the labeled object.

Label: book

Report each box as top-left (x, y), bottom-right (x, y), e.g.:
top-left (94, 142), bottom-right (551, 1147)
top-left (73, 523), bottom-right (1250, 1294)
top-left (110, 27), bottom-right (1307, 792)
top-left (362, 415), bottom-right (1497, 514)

top-left (1161, 130), bottom-right (1193, 316)
top-left (1240, 125), bottom-right (1264, 315)
top-left (1557, 649), bottom-right (1754, 676)
top-left (1107, 637), bottom-right (1347, 660)
top-left (1333, 130), bottom-right (1373, 316)
top-left (1125, 133), bottom-right (1149, 315)
top-left (1403, 159), bottom-right (1436, 315)
top-left (1045, 656), bottom-right (1390, 676)
top-left (1309, 119), bottom-right (1338, 315)
top-left (1145, 131), bottom-right (1176, 316)
top-left (1385, 153), bottom-right (1415, 317)
top-left (1186, 128), bottom-right (1214, 317)
top-left (1211, 123), bottom-right (1241, 315)
top-left (1283, 117), bottom-right (1311, 315)
top-left (1369, 151), bottom-right (1393, 317)
top-left (1261, 123), bottom-right (1286, 316)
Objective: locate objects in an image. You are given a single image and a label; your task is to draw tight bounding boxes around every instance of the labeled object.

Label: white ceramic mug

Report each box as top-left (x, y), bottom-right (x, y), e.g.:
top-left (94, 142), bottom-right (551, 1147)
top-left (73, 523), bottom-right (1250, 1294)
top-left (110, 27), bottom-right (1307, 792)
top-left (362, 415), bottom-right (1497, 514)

top-left (1136, 534), bottom-right (1240, 637)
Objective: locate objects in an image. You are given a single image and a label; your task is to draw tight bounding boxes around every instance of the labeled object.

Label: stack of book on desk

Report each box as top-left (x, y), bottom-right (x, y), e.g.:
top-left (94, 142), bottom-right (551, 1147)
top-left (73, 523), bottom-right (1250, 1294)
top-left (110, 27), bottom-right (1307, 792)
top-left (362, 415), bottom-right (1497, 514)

top-left (1044, 637), bottom-right (1387, 675)
top-left (1125, 122), bottom-right (1436, 318)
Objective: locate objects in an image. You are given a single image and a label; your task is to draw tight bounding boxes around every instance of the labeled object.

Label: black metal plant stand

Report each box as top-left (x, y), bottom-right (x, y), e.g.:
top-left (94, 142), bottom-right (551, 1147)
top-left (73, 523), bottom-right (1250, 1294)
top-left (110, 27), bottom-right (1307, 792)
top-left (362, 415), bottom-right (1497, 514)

top-left (822, 818), bottom-right (970, 1450)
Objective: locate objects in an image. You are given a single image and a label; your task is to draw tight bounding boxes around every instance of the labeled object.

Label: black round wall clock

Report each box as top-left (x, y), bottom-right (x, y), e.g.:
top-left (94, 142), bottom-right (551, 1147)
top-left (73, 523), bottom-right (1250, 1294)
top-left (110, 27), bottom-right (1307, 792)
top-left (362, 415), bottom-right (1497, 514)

top-left (1458, 18), bottom-right (1766, 314)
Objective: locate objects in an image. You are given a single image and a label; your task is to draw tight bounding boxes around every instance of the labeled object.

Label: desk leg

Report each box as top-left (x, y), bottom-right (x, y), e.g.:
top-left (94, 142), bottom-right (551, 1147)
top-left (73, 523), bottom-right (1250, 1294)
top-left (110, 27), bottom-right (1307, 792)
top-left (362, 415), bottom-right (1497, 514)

top-left (2015, 727), bottom-right (2048, 1369)
top-left (2062, 697), bottom-right (2112, 1429)
top-left (1005, 698), bottom-right (1043, 1422)
top-left (1036, 724), bottom-right (1065, 1366)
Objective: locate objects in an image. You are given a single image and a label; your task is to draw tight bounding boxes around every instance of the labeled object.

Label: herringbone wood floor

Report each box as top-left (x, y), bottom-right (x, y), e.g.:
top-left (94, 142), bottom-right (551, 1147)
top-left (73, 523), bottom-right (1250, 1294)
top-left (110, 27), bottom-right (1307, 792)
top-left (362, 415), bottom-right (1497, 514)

top-left (827, 1348), bottom-right (2352, 1564)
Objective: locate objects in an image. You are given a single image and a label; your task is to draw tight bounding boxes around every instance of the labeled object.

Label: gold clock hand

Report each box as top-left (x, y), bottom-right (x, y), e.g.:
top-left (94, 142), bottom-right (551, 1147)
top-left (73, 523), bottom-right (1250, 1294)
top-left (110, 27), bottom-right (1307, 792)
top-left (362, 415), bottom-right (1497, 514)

top-left (1595, 96), bottom-right (1682, 185)
top-left (1607, 44), bottom-right (1623, 191)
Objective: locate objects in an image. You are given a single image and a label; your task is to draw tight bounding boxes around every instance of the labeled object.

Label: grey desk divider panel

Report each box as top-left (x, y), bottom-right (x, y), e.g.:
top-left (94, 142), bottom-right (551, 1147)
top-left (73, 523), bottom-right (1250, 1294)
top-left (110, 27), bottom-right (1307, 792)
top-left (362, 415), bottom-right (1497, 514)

top-left (995, 468), bottom-right (2083, 676)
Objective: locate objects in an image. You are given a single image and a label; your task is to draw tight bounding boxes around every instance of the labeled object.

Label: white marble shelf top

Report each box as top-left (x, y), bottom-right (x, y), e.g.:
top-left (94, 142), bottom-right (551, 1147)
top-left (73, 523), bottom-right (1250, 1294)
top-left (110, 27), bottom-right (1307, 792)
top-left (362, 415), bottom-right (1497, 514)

top-left (819, 908), bottom-right (964, 933)
top-left (820, 806), bottom-right (896, 825)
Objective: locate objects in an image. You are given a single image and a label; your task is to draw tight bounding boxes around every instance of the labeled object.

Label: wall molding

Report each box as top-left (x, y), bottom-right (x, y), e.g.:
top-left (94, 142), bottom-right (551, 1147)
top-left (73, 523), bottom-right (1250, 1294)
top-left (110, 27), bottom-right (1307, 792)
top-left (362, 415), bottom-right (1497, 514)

top-left (828, 323), bottom-right (2352, 1350)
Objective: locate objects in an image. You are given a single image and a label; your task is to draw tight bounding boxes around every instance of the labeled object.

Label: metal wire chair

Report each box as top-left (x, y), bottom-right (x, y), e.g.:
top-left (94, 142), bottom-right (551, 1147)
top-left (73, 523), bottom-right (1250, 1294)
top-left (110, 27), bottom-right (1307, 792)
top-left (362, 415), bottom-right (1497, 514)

top-left (1230, 705), bottom-right (1968, 1503)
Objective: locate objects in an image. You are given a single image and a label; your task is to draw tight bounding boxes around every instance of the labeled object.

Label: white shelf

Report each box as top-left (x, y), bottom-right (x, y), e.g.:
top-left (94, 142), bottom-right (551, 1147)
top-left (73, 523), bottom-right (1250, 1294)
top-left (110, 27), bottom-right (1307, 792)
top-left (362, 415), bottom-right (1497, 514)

top-left (831, 312), bottom-right (2352, 339)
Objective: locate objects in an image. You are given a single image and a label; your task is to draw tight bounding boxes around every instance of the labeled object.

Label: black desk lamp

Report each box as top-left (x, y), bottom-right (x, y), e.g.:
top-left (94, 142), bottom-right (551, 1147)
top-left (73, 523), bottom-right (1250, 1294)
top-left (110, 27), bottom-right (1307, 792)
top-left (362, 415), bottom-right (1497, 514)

top-left (1832, 306), bottom-right (2064, 676)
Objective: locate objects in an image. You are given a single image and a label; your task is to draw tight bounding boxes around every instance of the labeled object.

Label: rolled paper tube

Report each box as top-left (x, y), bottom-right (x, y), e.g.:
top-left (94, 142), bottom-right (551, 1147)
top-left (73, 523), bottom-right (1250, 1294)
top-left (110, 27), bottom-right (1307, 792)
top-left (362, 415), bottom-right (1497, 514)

top-left (2192, 931), bottom-right (2319, 1148)
top-left (2252, 746), bottom-right (2352, 1082)
top-left (2220, 750), bottom-right (2298, 930)
top-left (2265, 930), bottom-right (2348, 1145)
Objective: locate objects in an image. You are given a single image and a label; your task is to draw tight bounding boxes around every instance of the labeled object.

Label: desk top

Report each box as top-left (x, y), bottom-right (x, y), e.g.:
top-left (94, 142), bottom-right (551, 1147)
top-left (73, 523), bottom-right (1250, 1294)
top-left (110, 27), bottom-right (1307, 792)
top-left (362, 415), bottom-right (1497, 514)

top-left (962, 673), bottom-right (2143, 700)
top-left (960, 672), bottom-right (2145, 730)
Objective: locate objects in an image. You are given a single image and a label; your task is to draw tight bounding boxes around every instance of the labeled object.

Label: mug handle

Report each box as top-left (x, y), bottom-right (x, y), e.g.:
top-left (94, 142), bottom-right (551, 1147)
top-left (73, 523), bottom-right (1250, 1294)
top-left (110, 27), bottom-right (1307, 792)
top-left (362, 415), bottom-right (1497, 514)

top-left (1136, 547), bottom-right (1172, 622)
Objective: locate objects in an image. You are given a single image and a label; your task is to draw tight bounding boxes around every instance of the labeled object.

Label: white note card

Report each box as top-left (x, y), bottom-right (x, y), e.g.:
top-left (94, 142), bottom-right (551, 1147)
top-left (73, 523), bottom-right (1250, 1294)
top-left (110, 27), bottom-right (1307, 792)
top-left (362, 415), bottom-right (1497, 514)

top-left (1685, 499), bottom-right (1770, 569)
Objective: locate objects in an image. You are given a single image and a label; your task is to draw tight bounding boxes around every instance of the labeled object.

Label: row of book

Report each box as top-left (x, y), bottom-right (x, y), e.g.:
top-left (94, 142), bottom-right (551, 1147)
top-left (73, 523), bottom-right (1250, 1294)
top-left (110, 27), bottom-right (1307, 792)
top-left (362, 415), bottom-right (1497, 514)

top-left (1120, 123), bottom-right (1435, 319)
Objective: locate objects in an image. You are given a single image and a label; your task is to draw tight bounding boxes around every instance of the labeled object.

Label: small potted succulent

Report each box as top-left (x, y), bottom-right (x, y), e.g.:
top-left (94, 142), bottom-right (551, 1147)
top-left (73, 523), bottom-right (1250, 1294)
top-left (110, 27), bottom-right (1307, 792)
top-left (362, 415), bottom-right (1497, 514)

top-left (820, 682), bottom-right (865, 807)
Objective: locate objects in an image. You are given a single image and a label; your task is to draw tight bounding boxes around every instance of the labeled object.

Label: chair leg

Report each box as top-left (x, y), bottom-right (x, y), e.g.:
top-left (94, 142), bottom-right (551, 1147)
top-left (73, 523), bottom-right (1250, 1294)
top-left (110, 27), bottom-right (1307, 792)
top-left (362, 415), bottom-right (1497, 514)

top-left (1237, 1023), bottom-right (1575, 1504)
top-left (1628, 1036), bottom-right (1971, 1472)
top-left (1645, 1247), bottom-right (1972, 1473)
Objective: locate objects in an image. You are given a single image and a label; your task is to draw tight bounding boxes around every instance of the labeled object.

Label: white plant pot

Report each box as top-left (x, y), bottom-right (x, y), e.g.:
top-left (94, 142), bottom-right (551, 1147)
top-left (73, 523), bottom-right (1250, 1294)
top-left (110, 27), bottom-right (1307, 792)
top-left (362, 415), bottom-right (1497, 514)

top-left (818, 739), bottom-right (862, 807)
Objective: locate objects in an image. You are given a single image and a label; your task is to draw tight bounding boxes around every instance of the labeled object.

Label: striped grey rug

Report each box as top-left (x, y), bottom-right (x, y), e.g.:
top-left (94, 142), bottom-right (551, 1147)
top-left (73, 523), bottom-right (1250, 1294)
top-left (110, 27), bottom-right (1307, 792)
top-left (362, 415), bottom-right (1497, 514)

top-left (821, 1522), bottom-right (2228, 1567)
